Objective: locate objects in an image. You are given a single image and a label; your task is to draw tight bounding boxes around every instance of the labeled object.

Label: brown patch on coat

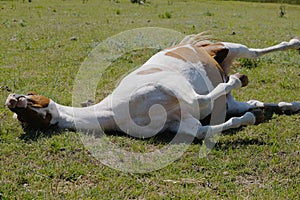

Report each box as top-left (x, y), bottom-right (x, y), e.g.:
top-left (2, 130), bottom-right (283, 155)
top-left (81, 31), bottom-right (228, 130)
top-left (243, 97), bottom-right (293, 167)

top-left (137, 67), bottom-right (163, 75)
top-left (165, 51), bottom-right (187, 62)
top-left (193, 46), bottom-right (225, 86)
top-left (201, 43), bottom-right (229, 64)
top-left (165, 46), bottom-right (200, 63)
top-left (165, 45), bottom-right (224, 87)
top-left (28, 93), bottom-right (50, 108)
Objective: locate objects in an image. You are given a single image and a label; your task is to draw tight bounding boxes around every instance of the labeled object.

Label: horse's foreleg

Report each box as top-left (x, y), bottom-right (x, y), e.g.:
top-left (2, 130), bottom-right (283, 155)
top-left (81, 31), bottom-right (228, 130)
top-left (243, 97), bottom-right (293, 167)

top-left (170, 111), bottom-right (263, 140)
top-left (196, 73), bottom-right (248, 107)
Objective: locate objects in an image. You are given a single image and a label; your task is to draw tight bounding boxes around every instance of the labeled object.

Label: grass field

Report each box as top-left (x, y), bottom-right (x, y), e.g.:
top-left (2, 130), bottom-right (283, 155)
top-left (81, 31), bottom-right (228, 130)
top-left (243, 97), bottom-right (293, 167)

top-left (1, 0), bottom-right (300, 199)
top-left (221, 0), bottom-right (299, 4)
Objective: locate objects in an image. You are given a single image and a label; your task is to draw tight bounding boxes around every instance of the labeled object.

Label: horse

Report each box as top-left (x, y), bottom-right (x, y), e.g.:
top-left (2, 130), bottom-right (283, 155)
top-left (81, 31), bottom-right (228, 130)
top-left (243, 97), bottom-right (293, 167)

top-left (5, 33), bottom-right (300, 140)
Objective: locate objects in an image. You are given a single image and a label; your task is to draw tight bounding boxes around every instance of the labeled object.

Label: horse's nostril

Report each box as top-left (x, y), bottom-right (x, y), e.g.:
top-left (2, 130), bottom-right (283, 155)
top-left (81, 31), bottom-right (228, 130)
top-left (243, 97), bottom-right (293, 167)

top-left (10, 98), bottom-right (17, 103)
top-left (16, 97), bottom-right (27, 108)
top-left (6, 98), bottom-right (18, 108)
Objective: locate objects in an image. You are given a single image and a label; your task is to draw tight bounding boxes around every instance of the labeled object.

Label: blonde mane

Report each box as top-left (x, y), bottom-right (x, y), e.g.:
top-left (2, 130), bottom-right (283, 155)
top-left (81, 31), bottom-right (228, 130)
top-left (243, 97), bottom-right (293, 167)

top-left (179, 32), bottom-right (215, 47)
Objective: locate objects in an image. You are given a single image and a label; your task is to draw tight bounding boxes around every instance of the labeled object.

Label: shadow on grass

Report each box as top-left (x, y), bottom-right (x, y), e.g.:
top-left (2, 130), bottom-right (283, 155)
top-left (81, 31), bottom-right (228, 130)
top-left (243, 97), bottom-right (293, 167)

top-left (215, 108), bottom-right (300, 150)
top-left (214, 132), bottom-right (268, 151)
top-left (19, 108), bottom-right (298, 148)
top-left (19, 126), bottom-right (63, 141)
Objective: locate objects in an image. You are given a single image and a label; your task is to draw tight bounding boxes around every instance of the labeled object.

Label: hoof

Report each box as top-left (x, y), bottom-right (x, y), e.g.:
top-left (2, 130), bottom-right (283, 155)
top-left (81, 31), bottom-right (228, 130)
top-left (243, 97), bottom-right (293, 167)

top-left (251, 109), bottom-right (265, 125)
top-left (290, 37), bottom-right (300, 53)
top-left (234, 73), bottom-right (249, 87)
top-left (292, 36), bottom-right (300, 40)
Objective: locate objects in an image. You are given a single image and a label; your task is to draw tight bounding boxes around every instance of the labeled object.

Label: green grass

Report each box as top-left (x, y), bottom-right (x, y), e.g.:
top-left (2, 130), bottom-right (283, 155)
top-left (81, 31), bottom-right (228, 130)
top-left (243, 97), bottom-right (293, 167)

top-left (220, 0), bottom-right (299, 4)
top-left (1, 0), bottom-right (300, 199)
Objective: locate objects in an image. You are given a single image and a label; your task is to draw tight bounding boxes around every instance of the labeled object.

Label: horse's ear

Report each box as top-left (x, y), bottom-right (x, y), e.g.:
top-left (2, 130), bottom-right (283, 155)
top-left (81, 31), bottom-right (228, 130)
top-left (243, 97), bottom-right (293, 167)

top-left (202, 43), bottom-right (229, 64)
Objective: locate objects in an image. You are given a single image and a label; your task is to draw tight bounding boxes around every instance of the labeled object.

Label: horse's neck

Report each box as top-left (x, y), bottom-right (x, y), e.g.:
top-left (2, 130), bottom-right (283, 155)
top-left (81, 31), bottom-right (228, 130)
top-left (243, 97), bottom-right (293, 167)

top-left (54, 96), bottom-right (115, 132)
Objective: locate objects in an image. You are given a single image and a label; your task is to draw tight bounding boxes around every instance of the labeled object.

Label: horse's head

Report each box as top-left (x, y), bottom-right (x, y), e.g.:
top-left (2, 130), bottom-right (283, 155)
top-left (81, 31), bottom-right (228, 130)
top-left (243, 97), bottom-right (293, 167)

top-left (5, 92), bottom-right (58, 129)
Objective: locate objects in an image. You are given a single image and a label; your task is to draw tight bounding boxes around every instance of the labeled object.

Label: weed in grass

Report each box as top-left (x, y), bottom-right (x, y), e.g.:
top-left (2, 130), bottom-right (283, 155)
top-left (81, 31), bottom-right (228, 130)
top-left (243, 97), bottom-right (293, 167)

top-left (238, 58), bottom-right (260, 68)
top-left (204, 9), bottom-right (213, 16)
top-left (165, 11), bottom-right (172, 18)
top-left (115, 8), bottom-right (121, 15)
top-left (159, 11), bottom-right (172, 19)
top-left (168, 0), bottom-right (173, 5)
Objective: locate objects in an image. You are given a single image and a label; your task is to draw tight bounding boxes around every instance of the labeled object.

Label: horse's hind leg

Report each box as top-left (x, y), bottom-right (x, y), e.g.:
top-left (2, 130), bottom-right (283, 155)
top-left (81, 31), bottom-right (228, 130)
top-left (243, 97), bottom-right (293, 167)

top-left (247, 37), bottom-right (300, 57)
top-left (248, 101), bottom-right (300, 115)
top-left (222, 37), bottom-right (300, 59)
top-left (220, 37), bottom-right (300, 72)
top-left (227, 94), bottom-right (300, 117)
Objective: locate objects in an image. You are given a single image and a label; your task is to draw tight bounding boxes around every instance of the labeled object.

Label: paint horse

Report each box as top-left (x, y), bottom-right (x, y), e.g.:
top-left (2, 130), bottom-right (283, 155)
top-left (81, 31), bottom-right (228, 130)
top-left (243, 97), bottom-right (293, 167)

top-left (5, 33), bottom-right (300, 140)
